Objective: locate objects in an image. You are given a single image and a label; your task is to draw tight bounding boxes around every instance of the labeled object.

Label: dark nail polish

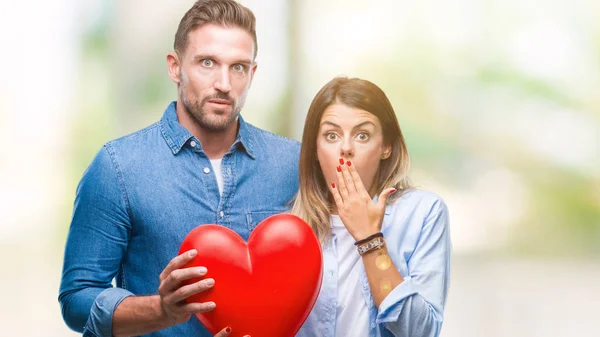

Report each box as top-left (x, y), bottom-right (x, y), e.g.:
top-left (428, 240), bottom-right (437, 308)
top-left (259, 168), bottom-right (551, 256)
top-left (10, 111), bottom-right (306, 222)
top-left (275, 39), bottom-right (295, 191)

top-left (336, 166), bottom-right (341, 172)
top-left (347, 161), bottom-right (352, 167)
top-left (390, 189), bottom-right (397, 194)
top-left (225, 326), bottom-right (231, 333)
top-left (331, 183), bottom-right (336, 188)
top-left (339, 158), bottom-right (345, 165)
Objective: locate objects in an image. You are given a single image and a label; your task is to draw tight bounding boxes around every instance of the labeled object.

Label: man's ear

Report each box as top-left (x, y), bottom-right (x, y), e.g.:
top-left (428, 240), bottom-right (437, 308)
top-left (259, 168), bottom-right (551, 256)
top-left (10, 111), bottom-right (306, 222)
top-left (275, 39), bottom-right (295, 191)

top-left (167, 52), bottom-right (181, 84)
top-left (247, 62), bottom-right (258, 87)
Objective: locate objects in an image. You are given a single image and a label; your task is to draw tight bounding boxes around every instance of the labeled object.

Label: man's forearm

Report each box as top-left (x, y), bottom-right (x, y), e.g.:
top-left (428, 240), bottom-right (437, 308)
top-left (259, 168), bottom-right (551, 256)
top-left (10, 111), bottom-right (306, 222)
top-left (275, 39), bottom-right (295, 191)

top-left (112, 295), bottom-right (173, 337)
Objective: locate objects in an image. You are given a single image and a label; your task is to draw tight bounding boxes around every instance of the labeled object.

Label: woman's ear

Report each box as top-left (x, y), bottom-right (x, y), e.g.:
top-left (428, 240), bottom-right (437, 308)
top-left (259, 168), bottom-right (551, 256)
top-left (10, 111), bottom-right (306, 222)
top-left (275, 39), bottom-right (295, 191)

top-left (381, 145), bottom-right (392, 160)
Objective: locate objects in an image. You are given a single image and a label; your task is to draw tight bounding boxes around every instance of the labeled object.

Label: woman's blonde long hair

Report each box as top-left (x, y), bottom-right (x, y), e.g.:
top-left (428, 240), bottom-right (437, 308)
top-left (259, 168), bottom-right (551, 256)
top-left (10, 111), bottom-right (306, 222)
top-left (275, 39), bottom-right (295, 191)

top-left (291, 77), bottom-right (412, 243)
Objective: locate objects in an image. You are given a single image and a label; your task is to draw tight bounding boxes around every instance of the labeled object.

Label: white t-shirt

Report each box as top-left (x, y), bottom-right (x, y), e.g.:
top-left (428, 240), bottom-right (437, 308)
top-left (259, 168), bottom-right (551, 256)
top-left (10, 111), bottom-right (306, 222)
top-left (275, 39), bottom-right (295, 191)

top-left (330, 215), bottom-right (370, 337)
top-left (210, 158), bottom-right (223, 196)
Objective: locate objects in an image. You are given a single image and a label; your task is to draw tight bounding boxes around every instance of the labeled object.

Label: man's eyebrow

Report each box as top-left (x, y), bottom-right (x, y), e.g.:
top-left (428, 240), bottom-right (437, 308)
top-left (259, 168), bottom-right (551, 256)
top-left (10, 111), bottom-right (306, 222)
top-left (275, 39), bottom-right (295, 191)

top-left (192, 54), bottom-right (253, 64)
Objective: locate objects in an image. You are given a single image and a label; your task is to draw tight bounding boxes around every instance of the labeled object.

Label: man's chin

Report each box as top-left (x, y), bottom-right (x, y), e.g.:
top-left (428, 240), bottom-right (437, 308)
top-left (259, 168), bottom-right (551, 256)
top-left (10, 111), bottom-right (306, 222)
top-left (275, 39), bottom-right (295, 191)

top-left (200, 116), bottom-right (238, 132)
top-left (208, 108), bottom-right (231, 116)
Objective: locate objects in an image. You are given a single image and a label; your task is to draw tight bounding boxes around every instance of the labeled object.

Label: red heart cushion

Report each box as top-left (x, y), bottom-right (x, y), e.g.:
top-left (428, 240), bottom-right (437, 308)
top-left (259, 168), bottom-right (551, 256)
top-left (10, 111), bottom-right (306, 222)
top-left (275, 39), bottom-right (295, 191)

top-left (179, 213), bottom-right (323, 337)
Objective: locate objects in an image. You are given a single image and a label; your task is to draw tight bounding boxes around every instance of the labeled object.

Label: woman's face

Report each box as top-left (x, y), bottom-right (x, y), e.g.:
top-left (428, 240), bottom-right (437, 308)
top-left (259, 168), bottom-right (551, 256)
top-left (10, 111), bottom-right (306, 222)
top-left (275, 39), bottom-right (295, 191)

top-left (316, 103), bottom-right (391, 196)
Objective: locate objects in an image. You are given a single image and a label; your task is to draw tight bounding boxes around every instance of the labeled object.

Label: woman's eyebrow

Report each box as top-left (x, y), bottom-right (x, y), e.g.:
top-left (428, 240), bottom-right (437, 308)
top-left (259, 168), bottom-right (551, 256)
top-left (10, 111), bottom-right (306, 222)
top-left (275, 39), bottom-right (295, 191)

top-left (352, 121), bottom-right (376, 130)
top-left (320, 121), bottom-right (341, 128)
top-left (319, 121), bottom-right (376, 129)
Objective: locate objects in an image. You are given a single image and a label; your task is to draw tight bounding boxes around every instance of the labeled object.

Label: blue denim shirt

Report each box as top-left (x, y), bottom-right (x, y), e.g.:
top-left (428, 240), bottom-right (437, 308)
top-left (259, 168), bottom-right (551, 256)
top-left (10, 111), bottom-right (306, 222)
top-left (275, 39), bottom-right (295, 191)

top-left (59, 102), bottom-right (300, 337)
top-left (296, 190), bottom-right (451, 337)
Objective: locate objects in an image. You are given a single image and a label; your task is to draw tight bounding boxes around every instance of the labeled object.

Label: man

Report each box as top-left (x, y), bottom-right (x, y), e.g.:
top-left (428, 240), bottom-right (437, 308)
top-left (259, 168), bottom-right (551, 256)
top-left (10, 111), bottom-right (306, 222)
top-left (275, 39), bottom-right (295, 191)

top-left (59, 1), bottom-right (300, 336)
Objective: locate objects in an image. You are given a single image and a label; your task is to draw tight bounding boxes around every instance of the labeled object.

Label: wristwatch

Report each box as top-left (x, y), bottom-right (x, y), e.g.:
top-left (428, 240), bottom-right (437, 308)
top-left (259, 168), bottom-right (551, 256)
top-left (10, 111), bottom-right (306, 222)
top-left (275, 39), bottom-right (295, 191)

top-left (357, 236), bottom-right (386, 256)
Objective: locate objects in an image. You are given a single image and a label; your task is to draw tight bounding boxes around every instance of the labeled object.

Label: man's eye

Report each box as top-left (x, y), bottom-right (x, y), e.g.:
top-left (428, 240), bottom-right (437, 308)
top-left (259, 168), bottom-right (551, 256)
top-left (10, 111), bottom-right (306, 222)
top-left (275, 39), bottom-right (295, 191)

top-left (202, 59), bottom-right (214, 67)
top-left (233, 64), bottom-right (246, 73)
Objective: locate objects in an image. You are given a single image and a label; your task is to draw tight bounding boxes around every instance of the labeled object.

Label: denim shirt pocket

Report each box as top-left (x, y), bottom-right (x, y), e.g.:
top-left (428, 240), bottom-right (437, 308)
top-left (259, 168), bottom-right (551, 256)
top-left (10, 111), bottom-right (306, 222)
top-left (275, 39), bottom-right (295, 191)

top-left (245, 209), bottom-right (286, 232)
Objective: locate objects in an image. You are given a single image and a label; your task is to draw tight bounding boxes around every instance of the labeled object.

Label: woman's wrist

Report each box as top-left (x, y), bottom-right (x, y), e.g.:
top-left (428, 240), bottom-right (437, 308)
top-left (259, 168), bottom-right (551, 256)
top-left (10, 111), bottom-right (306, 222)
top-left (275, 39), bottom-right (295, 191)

top-left (354, 232), bottom-right (383, 245)
top-left (355, 234), bottom-right (386, 256)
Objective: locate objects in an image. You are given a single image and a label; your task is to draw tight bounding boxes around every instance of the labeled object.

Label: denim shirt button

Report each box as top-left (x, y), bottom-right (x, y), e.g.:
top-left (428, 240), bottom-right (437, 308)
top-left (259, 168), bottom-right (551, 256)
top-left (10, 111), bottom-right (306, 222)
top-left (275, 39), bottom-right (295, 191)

top-left (371, 322), bottom-right (376, 328)
top-left (190, 140), bottom-right (197, 147)
top-left (203, 167), bottom-right (210, 174)
top-left (220, 211), bottom-right (224, 218)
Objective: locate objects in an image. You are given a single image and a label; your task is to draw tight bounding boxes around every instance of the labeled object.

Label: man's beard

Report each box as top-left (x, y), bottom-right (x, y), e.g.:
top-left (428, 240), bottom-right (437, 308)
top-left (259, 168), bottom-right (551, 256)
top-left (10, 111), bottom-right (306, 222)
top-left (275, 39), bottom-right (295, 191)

top-left (181, 90), bottom-right (241, 132)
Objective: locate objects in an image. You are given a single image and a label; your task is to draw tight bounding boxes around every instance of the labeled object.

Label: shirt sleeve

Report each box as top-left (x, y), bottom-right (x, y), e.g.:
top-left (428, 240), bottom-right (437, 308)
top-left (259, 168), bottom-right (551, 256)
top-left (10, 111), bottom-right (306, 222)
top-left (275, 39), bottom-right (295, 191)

top-left (376, 198), bottom-right (452, 337)
top-left (58, 145), bottom-right (134, 336)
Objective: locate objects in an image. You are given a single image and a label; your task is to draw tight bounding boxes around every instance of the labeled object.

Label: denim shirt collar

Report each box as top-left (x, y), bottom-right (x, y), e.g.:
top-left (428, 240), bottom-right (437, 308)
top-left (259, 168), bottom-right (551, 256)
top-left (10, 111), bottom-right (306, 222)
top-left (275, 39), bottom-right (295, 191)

top-left (159, 101), bottom-right (256, 159)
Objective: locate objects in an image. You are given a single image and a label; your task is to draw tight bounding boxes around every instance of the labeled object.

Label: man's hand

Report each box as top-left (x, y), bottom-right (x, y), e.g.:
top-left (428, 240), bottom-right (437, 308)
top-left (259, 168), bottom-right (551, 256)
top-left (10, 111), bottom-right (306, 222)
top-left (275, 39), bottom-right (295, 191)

top-left (112, 249), bottom-right (218, 336)
top-left (158, 249), bottom-right (217, 325)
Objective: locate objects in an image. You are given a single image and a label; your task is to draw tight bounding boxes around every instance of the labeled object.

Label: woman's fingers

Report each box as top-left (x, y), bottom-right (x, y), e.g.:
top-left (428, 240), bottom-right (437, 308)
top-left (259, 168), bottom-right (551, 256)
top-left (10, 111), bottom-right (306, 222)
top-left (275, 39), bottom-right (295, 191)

top-left (335, 159), bottom-right (349, 200)
top-left (330, 181), bottom-right (344, 210)
top-left (213, 326), bottom-right (231, 337)
top-left (345, 160), bottom-right (371, 200)
top-left (377, 187), bottom-right (398, 208)
top-left (339, 158), bottom-right (357, 195)
top-left (213, 327), bottom-right (250, 337)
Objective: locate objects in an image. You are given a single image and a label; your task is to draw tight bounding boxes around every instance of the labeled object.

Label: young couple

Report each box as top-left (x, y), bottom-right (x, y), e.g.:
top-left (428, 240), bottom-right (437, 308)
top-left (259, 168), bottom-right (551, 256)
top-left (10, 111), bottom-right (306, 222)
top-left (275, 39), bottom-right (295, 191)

top-left (59, 1), bottom-right (450, 337)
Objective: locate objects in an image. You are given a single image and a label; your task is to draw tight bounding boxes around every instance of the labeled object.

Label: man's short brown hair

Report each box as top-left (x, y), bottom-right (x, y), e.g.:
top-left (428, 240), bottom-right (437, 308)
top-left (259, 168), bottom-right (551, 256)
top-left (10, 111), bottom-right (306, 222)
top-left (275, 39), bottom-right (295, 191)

top-left (174, 0), bottom-right (258, 59)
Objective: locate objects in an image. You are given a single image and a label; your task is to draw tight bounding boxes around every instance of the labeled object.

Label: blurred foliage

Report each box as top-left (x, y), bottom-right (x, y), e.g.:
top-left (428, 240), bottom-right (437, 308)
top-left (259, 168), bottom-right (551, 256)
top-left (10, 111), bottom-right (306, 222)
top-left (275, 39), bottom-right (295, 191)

top-left (57, 12), bottom-right (116, 242)
top-left (62, 0), bottom-right (600, 258)
top-left (360, 39), bottom-right (599, 257)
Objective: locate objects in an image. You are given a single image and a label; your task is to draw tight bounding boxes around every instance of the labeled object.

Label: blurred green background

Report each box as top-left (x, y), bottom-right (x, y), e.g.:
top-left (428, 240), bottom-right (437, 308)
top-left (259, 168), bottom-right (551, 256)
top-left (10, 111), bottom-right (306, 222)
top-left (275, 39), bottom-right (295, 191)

top-left (0, 0), bottom-right (598, 336)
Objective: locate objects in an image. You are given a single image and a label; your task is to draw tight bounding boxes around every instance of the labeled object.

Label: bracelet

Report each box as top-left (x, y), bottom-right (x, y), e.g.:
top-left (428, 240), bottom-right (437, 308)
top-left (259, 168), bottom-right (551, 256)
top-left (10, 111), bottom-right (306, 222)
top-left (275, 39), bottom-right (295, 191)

top-left (356, 236), bottom-right (386, 256)
top-left (354, 232), bottom-right (384, 246)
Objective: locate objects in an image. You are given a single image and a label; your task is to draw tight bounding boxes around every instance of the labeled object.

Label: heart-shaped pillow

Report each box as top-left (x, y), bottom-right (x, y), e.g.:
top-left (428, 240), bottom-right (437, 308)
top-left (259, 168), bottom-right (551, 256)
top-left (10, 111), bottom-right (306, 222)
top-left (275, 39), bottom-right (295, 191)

top-left (179, 213), bottom-right (323, 337)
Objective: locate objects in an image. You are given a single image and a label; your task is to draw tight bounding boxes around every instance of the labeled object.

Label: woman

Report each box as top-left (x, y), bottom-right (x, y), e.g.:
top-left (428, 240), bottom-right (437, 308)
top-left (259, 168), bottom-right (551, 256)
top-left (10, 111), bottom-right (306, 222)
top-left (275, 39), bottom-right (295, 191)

top-left (213, 76), bottom-right (450, 337)
top-left (291, 76), bottom-right (451, 337)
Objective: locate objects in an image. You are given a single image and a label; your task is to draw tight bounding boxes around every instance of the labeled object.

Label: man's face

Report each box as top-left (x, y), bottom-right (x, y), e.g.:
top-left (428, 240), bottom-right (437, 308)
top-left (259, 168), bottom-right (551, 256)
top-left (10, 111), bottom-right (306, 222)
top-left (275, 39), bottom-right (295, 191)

top-left (176, 24), bottom-right (257, 132)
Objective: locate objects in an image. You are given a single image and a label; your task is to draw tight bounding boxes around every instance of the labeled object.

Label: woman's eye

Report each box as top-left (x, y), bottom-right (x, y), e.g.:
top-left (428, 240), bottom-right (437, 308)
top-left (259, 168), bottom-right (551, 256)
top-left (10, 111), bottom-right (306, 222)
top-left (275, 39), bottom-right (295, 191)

top-left (202, 59), bottom-right (214, 67)
top-left (356, 132), bottom-right (369, 141)
top-left (326, 133), bottom-right (338, 141)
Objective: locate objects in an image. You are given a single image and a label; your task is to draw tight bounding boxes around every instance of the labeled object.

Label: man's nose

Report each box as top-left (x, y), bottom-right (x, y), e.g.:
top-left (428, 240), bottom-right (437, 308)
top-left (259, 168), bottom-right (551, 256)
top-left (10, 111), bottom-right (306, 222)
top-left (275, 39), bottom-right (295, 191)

top-left (214, 68), bottom-right (232, 93)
